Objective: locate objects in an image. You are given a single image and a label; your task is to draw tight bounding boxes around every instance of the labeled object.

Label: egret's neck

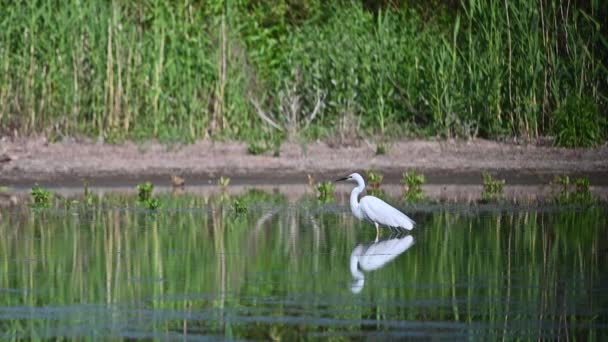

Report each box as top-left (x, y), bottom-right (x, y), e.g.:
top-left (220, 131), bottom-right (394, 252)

top-left (349, 250), bottom-right (364, 280)
top-left (349, 248), bottom-right (365, 293)
top-left (350, 183), bottom-right (365, 220)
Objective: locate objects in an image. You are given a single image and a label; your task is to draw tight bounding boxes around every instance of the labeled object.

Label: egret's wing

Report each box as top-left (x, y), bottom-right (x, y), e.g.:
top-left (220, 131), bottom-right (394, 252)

top-left (358, 235), bottom-right (414, 272)
top-left (360, 196), bottom-right (415, 230)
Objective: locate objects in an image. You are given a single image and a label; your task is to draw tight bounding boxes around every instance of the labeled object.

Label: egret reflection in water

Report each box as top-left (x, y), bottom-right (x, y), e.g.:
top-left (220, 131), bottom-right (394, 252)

top-left (349, 234), bottom-right (415, 294)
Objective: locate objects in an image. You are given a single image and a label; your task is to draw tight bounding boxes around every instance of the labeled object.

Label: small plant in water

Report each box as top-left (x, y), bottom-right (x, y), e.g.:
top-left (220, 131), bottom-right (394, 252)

top-left (316, 181), bottom-right (335, 203)
top-left (219, 176), bottom-right (230, 188)
top-left (401, 170), bottom-right (425, 203)
top-left (481, 172), bottom-right (505, 202)
top-left (233, 198), bottom-right (248, 214)
top-left (31, 184), bottom-right (53, 207)
top-left (366, 170), bottom-right (383, 190)
top-left (83, 181), bottom-right (94, 205)
top-left (375, 143), bottom-right (386, 155)
top-left (551, 175), bottom-right (596, 205)
top-left (137, 182), bottom-right (160, 210)
top-left (137, 182), bottom-right (154, 202)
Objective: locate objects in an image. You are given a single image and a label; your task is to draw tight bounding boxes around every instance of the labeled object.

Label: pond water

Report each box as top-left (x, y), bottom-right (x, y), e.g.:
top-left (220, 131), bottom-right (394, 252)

top-left (0, 189), bottom-right (607, 340)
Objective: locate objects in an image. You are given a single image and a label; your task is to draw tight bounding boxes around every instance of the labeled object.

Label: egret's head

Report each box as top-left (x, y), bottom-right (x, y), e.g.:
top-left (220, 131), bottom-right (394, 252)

top-left (335, 173), bottom-right (364, 184)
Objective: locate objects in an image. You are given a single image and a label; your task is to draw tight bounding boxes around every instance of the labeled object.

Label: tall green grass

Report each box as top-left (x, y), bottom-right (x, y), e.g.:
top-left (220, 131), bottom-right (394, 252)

top-left (0, 1), bottom-right (605, 145)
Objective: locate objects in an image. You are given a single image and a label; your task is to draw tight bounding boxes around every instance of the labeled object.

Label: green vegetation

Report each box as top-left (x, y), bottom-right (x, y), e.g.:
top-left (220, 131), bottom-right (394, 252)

top-left (247, 134), bottom-right (282, 156)
top-left (0, 192), bottom-right (605, 339)
top-left (218, 176), bottom-right (230, 188)
top-left (137, 182), bottom-right (160, 210)
top-left (30, 184), bottom-right (53, 208)
top-left (233, 198), bottom-right (247, 214)
top-left (316, 181), bottom-right (335, 203)
top-left (551, 175), bottom-right (597, 205)
top-left (0, 1), bottom-right (605, 146)
top-left (401, 170), bottom-right (425, 203)
top-left (366, 170), bottom-right (383, 190)
top-left (481, 172), bottom-right (505, 202)
top-left (83, 181), bottom-right (94, 205)
top-left (552, 96), bottom-right (605, 147)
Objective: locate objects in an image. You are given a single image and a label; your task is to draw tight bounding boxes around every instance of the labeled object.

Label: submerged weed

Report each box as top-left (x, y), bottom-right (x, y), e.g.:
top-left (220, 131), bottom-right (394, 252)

top-left (401, 170), bottom-right (425, 203)
top-left (481, 172), bottom-right (505, 202)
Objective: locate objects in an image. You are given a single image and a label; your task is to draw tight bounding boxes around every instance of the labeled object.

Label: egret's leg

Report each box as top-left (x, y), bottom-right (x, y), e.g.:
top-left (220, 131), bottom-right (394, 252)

top-left (374, 222), bottom-right (380, 243)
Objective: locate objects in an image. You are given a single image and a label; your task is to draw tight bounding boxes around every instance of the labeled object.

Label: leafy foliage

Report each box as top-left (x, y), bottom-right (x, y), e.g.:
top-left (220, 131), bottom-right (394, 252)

top-left (481, 172), bottom-right (505, 202)
top-left (137, 182), bottom-right (160, 210)
top-left (30, 185), bottom-right (53, 208)
top-left (552, 96), bottom-right (605, 148)
top-left (366, 170), bottom-right (383, 190)
top-left (0, 1), bottom-right (605, 145)
top-left (550, 175), bottom-right (597, 205)
top-left (401, 170), bottom-right (425, 203)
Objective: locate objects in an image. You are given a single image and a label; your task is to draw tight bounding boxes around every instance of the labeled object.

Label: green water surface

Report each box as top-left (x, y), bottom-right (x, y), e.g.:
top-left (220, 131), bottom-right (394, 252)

top-left (0, 190), bottom-right (606, 340)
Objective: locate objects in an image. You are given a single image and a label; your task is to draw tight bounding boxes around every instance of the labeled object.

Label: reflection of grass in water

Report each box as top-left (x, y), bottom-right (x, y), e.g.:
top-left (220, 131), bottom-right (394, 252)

top-left (316, 181), bottom-right (335, 203)
top-left (0, 194), bottom-right (606, 339)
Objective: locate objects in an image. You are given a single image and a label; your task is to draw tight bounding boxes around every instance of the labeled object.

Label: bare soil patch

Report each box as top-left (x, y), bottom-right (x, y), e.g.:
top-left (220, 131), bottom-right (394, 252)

top-left (1, 137), bottom-right (607, 187)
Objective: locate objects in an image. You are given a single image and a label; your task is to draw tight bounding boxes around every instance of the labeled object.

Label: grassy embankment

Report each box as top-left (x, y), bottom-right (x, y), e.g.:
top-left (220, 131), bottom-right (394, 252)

top-left (0, 1), bottom-right (606, 147)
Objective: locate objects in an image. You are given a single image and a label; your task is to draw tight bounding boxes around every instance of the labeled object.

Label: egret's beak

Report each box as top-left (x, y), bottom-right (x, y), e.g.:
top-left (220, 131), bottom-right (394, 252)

top-left (335, 176), bottom-right (350, 182)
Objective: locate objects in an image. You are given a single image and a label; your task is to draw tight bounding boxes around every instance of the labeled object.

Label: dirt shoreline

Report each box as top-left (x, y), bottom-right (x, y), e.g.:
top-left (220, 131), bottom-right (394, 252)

top-left (1, 137), bottom-right (607, 188)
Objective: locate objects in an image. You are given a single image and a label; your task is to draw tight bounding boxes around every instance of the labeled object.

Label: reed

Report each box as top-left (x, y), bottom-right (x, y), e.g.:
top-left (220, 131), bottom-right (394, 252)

top-left (0, 1), bottom-right (605, 146)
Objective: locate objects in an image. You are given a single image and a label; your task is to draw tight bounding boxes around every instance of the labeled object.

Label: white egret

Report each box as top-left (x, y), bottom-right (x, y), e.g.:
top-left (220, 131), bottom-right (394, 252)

top-left (350, 234), bottom-right (415, 293)
top-left (336, 173), bottom-right (415, 240)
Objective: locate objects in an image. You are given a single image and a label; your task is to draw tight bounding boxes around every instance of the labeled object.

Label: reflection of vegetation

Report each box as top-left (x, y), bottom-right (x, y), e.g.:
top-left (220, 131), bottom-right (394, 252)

top-left (316, 181), bottom-right (335, 203)
top-left (0, 196), bottom-right (605, 340)
top-left (30, 184), bottom-right (52, 208)
top-left (233, 198), bottom-right (248, 214)
top-left (551, 175), bottom-right (596, 205)
top-left (481, 171), bottom-right (505, 202)
top-left (401, 170), bottom-right (425, 203)
top-left (137, 182), bottom-right (160, 210)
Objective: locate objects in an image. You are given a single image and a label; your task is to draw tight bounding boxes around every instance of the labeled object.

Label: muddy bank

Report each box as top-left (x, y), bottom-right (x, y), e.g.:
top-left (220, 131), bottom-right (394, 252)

top-left (1, 137), bottom-right (607, 188)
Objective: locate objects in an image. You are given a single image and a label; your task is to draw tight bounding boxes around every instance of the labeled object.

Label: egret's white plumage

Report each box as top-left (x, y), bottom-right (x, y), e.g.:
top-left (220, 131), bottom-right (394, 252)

top-left (336, 173), bottom-right (415, 235)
